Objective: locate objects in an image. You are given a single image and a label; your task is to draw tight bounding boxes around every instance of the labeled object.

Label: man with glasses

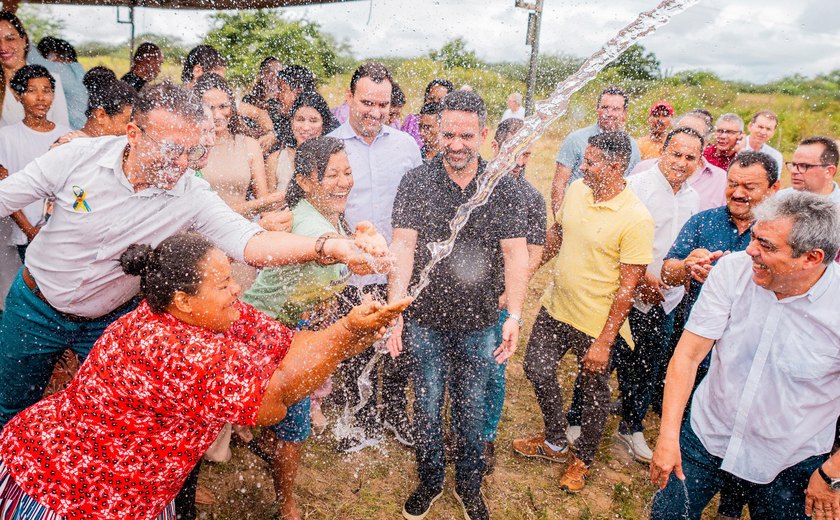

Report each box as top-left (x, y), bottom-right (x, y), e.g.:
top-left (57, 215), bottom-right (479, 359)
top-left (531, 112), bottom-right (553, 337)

top-left (781, 136), bottom-right (840, 205)
top-left (550, 85), bottom-right (641, 213)
top-left (704, 113), bottom-right (744, 171)
top-left (0, 82), bottom-right (391, 429)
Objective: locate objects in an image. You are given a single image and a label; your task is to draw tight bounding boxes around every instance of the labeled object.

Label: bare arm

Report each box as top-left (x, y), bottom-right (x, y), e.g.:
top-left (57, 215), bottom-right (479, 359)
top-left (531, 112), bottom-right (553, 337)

top-left (227, 138), bottom-right (286, 218)
top-left (238, 102), bottom-right (274, 135)
top-left (649, 330), bottom-right (715, 488)
top-left (256, 296), bottom-right (412, 425)
top-left (550, 162), bottom-right (572, 216)
top-left (384, 227), bottom-right (418, 357)
top-left (495, 237), bottom-right (529, 363)
top-left (526, 244), bottom-right (545, 279)
top-left (264, 149), bottom-right (279, 194)
top-left (661, 249), bottom-right (725, 287)
top-left (10, 210), bottom-right (39, 241)
top-left (541, 222), bottom-right (563, 266)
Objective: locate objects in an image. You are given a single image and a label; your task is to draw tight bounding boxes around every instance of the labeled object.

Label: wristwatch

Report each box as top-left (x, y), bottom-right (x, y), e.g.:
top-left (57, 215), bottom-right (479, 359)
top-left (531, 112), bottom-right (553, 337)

top-left (818, 466), bottom-right (840, 491)
top-left (507, 313), bottom-right (524, 327)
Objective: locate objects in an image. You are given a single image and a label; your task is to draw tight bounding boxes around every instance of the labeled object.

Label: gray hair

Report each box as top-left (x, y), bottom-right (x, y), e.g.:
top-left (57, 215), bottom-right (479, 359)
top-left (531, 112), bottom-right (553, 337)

top-left (716, 112), bottom-right (744, 131)
top-left (675, 112), bottom-right (712, 140)
top-left (509, 92), bottom-right (523, 105)
top-left (753, 192), bottom-right (840, 265)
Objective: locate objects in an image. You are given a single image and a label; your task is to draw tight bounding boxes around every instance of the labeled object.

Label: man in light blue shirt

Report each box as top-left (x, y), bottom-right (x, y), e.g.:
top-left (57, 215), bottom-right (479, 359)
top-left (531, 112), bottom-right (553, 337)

top-left (328, 63), bottom-right (422, 452)
top-left (549, 85), bottom-right (641, 214)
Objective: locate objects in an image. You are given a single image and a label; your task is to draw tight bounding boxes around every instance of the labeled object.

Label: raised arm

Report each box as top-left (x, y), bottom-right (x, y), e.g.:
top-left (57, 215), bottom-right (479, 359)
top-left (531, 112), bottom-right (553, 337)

top-left (384, 227), bottom-right (418, 357)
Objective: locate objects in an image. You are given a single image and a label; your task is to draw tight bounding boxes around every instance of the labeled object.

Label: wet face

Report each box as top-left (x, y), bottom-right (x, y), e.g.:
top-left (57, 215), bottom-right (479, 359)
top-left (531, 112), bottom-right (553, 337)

top-left (291, 105), bottom-right (324, 145)
top-left (426, 84), bottom-right (449, 103)
top-left (418, 113), bottom-right (439, 151)
top-left (789, 143), bottom-right (836, 194)
top-left (299, 150), bottom-right (353, 219)
top-left (99, 105), bottom-right (133, 136)
top-left (648, 109), bottom-right (671, 135)
top-left (439, 109), bottom-right (486, 172)
top-left (389, 104), bottom-right (403, 125)
top-left (714, 120), bottom-right (743, 152)
top-left (725, 162), bottom-right (778, 222)
top-left (0, 21), bottom-right (26, 70)
top-left (347, 77), bottom-right (391, 139)
top-left (127, 109), bottom-right (202, 190)
top-left (189, 116), bottom-right (216, 171)
top-left (260, 61), bottom-right (283, 96)
top-left (491, 139), bottom-right (531, 177)
top-left (17, 77), bottom-right (54, 119)
top-left (580, 145), bottom-right (612, 190)
top-left (747, 115), bottom-right (777, 147)
top-left (745, 218), bottom-right (818, 295)
top-left (137, 53), bottom-right (163, 81)
top-left (596, 93), bottom-right (627, 132)
top-left (659, 133), bottom-right (703, 188)
top-left (177, 248), bottom-right (241, 332)
top-left (277, 80), bottom-right (298, 115)
top-left (201, 88), bottom-right (233, 135)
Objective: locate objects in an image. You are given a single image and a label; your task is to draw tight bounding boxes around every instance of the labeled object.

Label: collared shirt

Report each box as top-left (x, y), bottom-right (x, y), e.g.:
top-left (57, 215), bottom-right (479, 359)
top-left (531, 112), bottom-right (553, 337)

top-left (687, 252), bottom-right (840, 484)
top-left (703, 144), bottom-right (737, 171)
top-left (0, 300), bottom-right (291, 520)
top-left (665, 205), bottom-right (752, 305)
top-left (686, 158), bottom-right (727, 211)
top-left (392, 156), bottom-right (528, 331)
top-left (0, 136), bottom-right (263, 318)
top-left (541, 179), bottom-right (654, 345)
top-left (743, 137), bottom-right (784, 178)
top-left (328, 121), bottom-right (422, 286)
top-left (779, 184), bottom-right (840, 206)
top-left (629, 164), bottom-right (700, 314)
top-left (554, 124), bottom-right (641, 182)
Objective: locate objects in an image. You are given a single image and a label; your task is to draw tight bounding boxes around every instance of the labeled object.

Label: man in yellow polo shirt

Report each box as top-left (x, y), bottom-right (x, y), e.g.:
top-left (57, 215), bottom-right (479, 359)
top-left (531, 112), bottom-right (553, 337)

top-left (513, 131), bottom-right (654, 492)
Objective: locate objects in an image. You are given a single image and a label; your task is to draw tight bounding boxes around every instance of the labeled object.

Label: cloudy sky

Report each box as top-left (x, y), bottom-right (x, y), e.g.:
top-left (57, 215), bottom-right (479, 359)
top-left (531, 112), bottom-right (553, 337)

top-left (42, 0), bottom-right (840, 83)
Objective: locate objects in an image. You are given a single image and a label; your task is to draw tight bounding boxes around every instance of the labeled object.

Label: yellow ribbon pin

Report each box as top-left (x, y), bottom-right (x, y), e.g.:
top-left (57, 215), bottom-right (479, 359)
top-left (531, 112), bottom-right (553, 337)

top-left (72, 185), bottom-right (91, 213)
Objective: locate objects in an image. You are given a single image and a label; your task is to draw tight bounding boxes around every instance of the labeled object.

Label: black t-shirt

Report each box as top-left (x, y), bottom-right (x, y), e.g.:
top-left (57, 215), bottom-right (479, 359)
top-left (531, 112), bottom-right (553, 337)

top-left (512, 174), bottom-right (547, 247)
top-left (392, 156), bottom-right (528, 331)
top-left (120, 71), bottom-right (145, 92)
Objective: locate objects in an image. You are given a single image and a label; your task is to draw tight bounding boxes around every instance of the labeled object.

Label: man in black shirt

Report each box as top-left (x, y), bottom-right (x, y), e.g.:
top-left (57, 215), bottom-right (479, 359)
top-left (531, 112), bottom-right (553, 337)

top-left (120, 43), bottom-right (162, 92)
top-left (389, 91), bottom-right (529, 520)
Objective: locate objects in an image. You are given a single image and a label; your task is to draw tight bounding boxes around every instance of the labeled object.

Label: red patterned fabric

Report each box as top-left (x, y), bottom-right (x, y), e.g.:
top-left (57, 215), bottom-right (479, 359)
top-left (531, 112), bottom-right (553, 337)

top-left (703, 144), bottom-right (737, 171)
top-left (0, 301), bottom-right (292, 520)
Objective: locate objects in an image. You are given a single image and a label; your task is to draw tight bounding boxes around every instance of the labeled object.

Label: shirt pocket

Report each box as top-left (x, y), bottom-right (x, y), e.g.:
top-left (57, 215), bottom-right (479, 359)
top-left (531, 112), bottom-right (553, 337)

top-left (775, 328), bottom-right (840, 381)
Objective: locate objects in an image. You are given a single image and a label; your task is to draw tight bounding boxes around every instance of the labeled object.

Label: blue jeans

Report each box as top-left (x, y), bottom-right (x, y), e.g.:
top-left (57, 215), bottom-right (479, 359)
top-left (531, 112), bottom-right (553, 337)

top-left (406, 320), bottom-right (496, 495)
top-left (650, 417), bottom-right (827, 520)
top-left (0, 269), bottom-right (137, 428)
top-left (483, 309), bottom-right (507, 442)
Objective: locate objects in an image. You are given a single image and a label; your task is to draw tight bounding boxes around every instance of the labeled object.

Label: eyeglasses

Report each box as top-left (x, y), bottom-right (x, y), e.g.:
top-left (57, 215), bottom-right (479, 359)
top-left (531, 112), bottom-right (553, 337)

top-left (137, 126), bottom-right (207, 163)
top-left (785, 161), bottom-right (831, 172)
top-left (714, 129), bottom-right (741, 135)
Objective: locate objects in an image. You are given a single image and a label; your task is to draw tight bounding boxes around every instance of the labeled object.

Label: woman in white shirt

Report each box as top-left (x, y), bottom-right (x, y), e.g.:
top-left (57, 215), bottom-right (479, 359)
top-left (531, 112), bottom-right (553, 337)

top-left (0, 11), bottom-right (69, 128)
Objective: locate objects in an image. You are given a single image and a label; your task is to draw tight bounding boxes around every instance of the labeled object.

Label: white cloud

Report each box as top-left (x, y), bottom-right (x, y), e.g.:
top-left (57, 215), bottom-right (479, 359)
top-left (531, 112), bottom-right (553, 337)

top-left (39, 0), bottom-right (840, 83)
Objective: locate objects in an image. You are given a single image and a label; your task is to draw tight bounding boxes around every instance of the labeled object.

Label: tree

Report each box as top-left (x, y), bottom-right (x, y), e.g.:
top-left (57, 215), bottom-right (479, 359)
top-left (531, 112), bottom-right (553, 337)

top-left (429, 38), bottom-right (483, 70)
top-left (204, 10), bottom-right (347, 87)
top-left (606, 44), bottom-right (661, 81)
top-left (16, 4), bottom-right (64, 46)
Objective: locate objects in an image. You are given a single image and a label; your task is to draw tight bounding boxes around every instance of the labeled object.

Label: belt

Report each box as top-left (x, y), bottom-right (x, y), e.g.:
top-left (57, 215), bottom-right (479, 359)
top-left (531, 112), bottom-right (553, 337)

top-left (22, 267), bottom-right (112, 323)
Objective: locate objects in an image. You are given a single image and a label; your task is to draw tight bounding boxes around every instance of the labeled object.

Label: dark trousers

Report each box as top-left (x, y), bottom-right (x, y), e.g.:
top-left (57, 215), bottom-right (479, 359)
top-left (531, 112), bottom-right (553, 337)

top-left (523, 308), bottom-right (614, 465)
top-left (174, 459), bottom-right (203, 520)
top-left (333, 284), bottom-right (412, 427)
top-left (650, 417), bottom-right (827, 520)
top-left (616, 305), bottom-right (673, 433)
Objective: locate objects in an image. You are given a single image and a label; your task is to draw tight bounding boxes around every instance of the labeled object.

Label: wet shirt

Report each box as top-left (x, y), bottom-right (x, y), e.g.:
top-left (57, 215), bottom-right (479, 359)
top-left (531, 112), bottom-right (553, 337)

top-left (541, 179), bottom-right (654, 345)
top-left (0, 300), bottom-right (292, 519)
top-left (687, 252), bottom-right (840, 484)
top-left (665, 206), bottom-right (752, 305)
top-left (243, 199), bottom-right (351, 328)
top-left (0, 136), bottom-right (263, 317)
top-left (554, 124), bottom-right (641, 182)
top-left (393, 156), bottom-right (528, 331)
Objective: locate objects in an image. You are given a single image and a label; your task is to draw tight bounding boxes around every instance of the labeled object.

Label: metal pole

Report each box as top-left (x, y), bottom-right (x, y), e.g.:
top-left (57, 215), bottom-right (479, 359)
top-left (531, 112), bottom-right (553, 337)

top-left (524, 0), bottom-right (544, 116)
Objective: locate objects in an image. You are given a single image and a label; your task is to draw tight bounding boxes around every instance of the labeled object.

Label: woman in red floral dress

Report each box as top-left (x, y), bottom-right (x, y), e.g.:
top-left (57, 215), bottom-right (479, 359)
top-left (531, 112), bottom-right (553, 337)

top-left (0, 232), bottom-right (409, 520)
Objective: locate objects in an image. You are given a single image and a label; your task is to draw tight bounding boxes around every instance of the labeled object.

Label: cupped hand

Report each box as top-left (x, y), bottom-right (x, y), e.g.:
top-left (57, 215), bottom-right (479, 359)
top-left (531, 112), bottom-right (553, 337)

top-left (343, 296), bottom-right (413, 349)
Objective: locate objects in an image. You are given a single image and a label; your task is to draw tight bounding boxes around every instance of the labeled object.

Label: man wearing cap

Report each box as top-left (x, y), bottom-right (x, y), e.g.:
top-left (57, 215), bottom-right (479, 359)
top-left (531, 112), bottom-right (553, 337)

top-left (637, 101), bottom-right (674, 160)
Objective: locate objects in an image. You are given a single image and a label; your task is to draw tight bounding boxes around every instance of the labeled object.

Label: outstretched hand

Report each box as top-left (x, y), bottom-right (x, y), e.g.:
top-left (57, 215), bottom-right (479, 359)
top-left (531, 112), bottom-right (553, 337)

top-left (328, 221), bottom-right (394, 275)
top-left (343, 296), bottom-right (412, 349)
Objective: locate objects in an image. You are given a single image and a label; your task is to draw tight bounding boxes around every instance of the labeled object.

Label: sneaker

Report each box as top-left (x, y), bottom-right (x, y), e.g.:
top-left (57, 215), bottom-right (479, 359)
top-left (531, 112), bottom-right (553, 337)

top-left (511, 434), bottom-right (572, 463)
top-left (482, 441), bottom-right (496, 476)
top-left (453, 488), bottom-right (490, 520)
top-left (615, 431), bottom-right (653, 463)
top-left (566, 425), bottom-right (581, 446)
top-left (558, 455), bottom-right (590, 493)
top-left (383, 415), bottom-right (415, 448)
top-left (402, 484), bottom-right (443, 519)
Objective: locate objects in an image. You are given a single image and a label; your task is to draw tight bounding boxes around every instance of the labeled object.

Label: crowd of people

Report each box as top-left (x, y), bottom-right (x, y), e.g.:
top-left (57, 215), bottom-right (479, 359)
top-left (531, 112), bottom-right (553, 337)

top-left (0, 9), bottom-right (839, 520)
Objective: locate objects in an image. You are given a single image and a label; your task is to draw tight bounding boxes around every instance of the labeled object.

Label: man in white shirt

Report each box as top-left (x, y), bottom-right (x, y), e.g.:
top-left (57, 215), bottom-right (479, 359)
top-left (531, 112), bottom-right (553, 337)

top-left (779, 136), bottom-right (840, 205)
top-left (742, 110), bottom-right (784, 176)
top-left (327, 63), bottom-right (422, 452)
top-left (0, 82), bottom-right (390, 429)
top-left (615, 127), bottom-right (702, 463)
top-left (501, 92), bottom-right (525, 121)
top-left (650, 191), bottom-right (840, 519)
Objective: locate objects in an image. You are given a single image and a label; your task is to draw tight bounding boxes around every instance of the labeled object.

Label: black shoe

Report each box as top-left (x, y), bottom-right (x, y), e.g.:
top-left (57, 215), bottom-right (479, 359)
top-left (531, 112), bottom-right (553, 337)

top-left (383, 414), bottom-right (415, 447)
top-left (402, 484), bottom-right (443, 519)
top-left (482, 441), bottom-right (495, 476)
top-left (453, 488), bottom-right (489, 520)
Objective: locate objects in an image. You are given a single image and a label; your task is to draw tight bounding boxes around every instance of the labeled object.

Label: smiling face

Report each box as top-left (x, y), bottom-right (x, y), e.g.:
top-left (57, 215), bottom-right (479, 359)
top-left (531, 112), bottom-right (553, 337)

top-left (747, 115), bottom-right (777, 147)
top-left (744, 218), bottom-right (824, 297)
top-left (725, 162), bottom-right (778, 222)
top-left (298, 150), bottom-right (353, 220)
top-left (0, 20), bottom-right (27, 71)
top-left (126, 109), bottom-right (201, 190)
top-left (291, 105), bottom-right (324, 145)
top-left (176, 248), bottom-right (241, 332)
top-left (659, 132), bottom-right (703, 189)
top-left (17, 77), bottom-right (54, 120)
top-left (714, 119), bottom-right (743, 152)
top-left (439, 109), bottom-right (486, 173)
top-left (347, 77), bottom-right (391, 140)
top-left (201, 88), bottom-right (232, 135)
top-left (596, 93), bottom-right (627, 132)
